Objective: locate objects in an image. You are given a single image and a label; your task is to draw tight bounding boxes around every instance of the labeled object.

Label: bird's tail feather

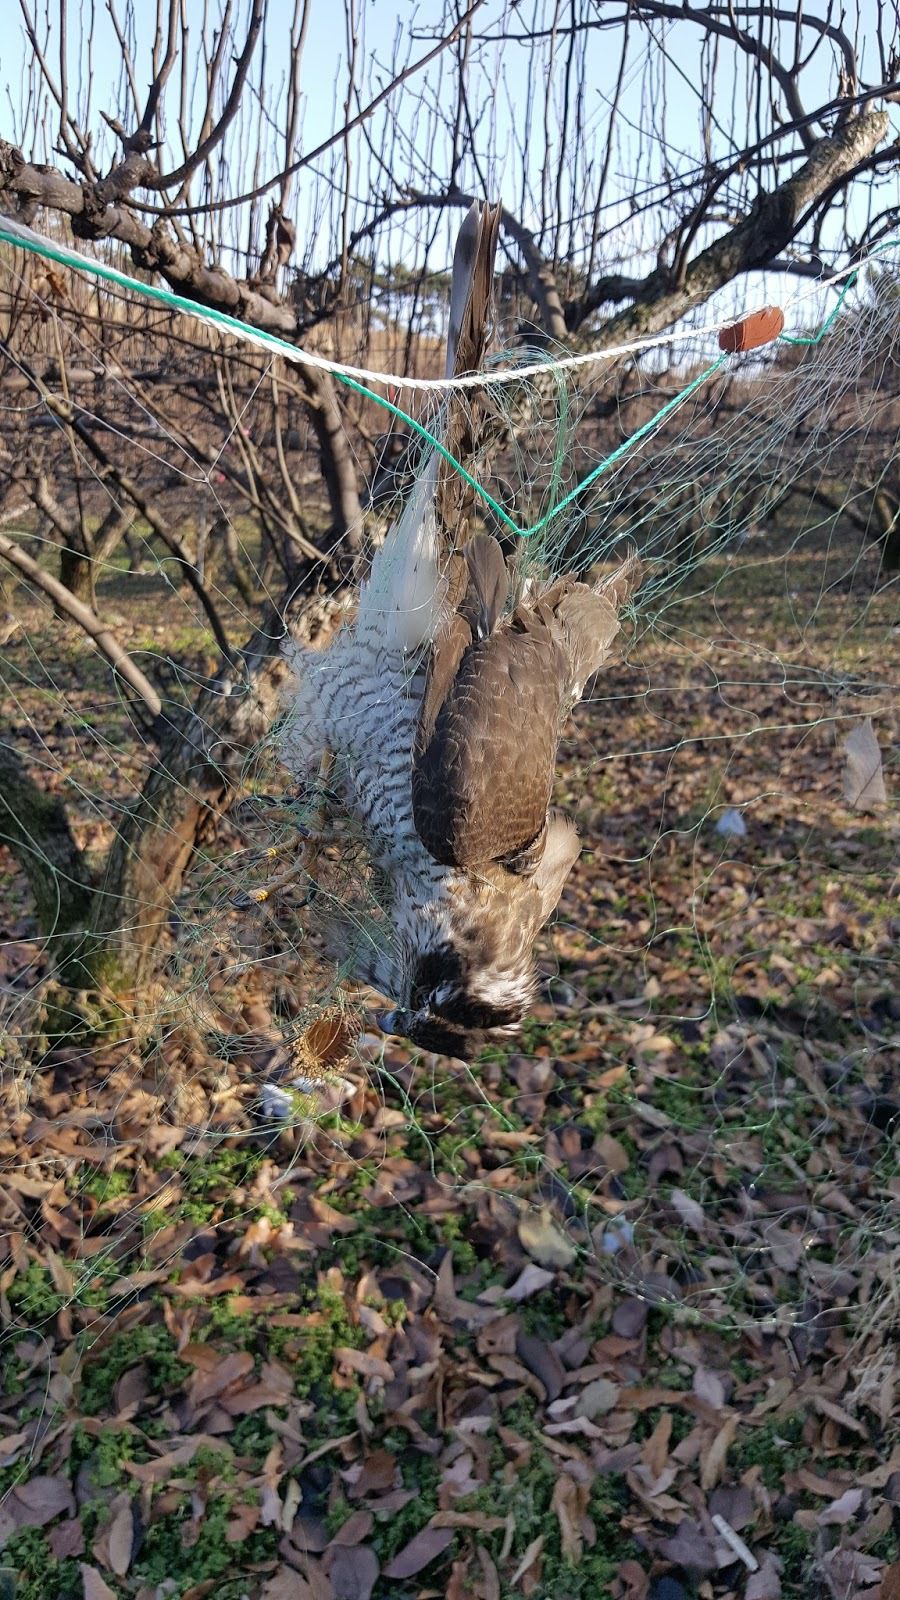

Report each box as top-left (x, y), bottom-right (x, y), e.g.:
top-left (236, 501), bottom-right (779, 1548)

top-left (358, 202), bottom-right (501, 653)
top-left (444, 201), bottom-right (500, 384)
top-left (552, 548), bottom-right (643, 695)
top-left (437, 202), bottom-right (502, 564)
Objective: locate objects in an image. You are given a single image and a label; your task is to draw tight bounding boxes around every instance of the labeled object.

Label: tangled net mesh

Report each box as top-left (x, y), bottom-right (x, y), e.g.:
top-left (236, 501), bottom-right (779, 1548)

top-left (0, 231), bottom-right (897, 1472)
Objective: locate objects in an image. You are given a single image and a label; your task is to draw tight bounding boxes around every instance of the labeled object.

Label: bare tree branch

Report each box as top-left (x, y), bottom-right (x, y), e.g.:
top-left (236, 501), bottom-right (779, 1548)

top-left (150, 0), bottom-right (266, 189)
top-left (132, 0), bottom-right (491, 220)
top-left (0, 334), bottom-right (239, 661)
top-left (0, 527), bottom-right (162, 715)
top-left (0, 140), bottom-right (304, 338)
top-left (586, 109), bottom-right (890, 346)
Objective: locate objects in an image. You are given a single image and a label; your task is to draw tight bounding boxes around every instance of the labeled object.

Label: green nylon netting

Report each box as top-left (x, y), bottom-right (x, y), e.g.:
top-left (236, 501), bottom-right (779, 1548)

top-left (0, 223), bottom-right (896, 1345)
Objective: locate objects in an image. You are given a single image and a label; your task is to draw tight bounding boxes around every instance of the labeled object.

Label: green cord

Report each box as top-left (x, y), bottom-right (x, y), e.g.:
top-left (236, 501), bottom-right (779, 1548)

top-left (335, 372), bottom-right (521, 536)
top-left (338, 360), bottom-right (724, 541)
top-left (781, 236), bottom-right (897, 346)
top-left (523, 355), bottom-right (726, 538)
top-left (1, 219), bottom-right (894, 541)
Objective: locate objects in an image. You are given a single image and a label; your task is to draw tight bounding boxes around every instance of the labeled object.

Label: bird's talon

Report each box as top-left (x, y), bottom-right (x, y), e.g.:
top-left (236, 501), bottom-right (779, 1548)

top-left (231, 887), bottom-right (270, 909)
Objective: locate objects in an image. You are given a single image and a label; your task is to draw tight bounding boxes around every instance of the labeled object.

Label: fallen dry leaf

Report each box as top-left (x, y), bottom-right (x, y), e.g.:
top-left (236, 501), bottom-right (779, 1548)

top-left (48, 1519), bottom-right (85, 1560)
top-left (325, 1544), bottom-right (379, 1600)
top-left (656, 1519), bottom-right (718, 1576)
top-left (345, 1449), bottom-right (396, 1499)
top-left (382, 1525), bottom-right (455, 1579)
top-left (509, 1534), bottom-right (544, 1587)
top-left (881, 1563), bottom-right (900, 1600)
top-left (260, 1568), bottom-right (321, 1600)
top-left (817, 1485), bottom-right (865, 1525)
top-left (516, 1205), bottom-right (577, 1269)
top-left (475, 1546), bottom-right (501, 1600)
top-left (9, 1474), bottom-right (75, 1528)
top-left (842, 718), bottom-right (887, 811)
top-left (701, 1413), bottom-right (738, 1490)
top-left (186, 1349), bottom-right (255, 1405)
top-left (327, 1510), bottom-right (373, 1547)
top-left (576, 1377), bottom-right (620, 1418)
top-left (745, 1552), bottom-right (783, 1600)
top-left (670, 1186), bottom-right (706, 1232)
top-left (79, 1567), bottom-right (118, 1600)
top-left (642, 1410), bottom-right (672, 1477)
top-left (503, 1263), bottom-right (556, 1301)
top-left (94, 1494), bottom-right (134, 1576)
top-left (692, 1367), bottom-right (727, 1410)
top-left (551, 1472), bottom-right (591, 1563)
top-left (611, 1298), bottom-right (648, 1339)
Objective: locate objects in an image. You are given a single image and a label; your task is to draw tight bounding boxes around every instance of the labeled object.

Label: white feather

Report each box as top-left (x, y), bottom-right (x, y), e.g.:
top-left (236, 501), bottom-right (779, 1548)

top-left (355, 461), bottom-right (444, 653)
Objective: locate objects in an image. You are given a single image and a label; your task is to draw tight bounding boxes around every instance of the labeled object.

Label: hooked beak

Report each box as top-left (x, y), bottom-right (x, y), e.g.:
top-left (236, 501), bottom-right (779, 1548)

top-left (376, 1009), bottom-right (398, 1035)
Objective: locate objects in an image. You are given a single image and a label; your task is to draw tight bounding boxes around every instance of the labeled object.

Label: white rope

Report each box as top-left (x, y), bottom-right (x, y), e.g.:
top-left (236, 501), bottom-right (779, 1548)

top-left (0, 212), bottom-right (890, 394)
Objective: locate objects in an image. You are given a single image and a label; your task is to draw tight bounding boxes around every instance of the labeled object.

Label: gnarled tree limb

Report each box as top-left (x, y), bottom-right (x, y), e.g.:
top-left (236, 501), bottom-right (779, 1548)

top-left (0, 140), bottom-right (303, 337)
top-left (0, 528), bottom-right (162, 716)
top-left (583, 110), bottom-right (890, 346)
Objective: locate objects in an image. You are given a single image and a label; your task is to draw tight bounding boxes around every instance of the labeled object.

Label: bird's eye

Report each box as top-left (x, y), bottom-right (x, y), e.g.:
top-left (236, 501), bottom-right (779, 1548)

top-left (423, 983), bottom-right (458, 1016)
top-left (407, 987), bottom-right (440, 1017)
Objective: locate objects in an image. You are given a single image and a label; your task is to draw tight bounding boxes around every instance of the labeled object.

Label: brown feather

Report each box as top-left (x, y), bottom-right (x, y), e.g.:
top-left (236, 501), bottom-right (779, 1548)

top-left (460, 533), bottom-right (509, 638)
top-left (436, 202), bottom-right (502, 600)
top-left (413, 555), bottom-right (642, 872)
top-left (413, 606), bottom-right (568, 867)
top-left (532, 810), bottom-right (582, 922)
top-left (416, 611), bottom-right (472, 755)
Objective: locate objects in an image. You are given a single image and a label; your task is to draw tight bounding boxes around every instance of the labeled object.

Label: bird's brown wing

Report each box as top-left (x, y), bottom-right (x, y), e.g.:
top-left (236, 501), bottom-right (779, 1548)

top-left (412, 605), bottom-right (568, 868)
top-left (413, 552), bottom-right (643, 872)
top-left (416, 610), bottom-right (472, 754)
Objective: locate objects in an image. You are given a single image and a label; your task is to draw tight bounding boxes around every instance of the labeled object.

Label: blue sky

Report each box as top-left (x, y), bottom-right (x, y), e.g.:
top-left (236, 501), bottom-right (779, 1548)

top-left (3, 1), bottom-right (896, 332)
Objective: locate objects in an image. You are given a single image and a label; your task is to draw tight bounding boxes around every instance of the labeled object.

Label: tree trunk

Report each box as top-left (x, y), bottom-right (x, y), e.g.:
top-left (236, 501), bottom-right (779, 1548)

top-left (85, 667), bottom-right (284, 996)
top-left (874, 488), bottom-right (900, 570)
top-left (30, 477), bottom-right (135, 609)
top-left (0, 745), bottom-right (94, 940)
top-left (58, 542), bottom-right (96, 607)
top-left (2, 592), bottom-right (346, 1052)
top-left (77, 593), bottom-right (349, 1009)
top-left (296, 365), bottom-right (364, 554)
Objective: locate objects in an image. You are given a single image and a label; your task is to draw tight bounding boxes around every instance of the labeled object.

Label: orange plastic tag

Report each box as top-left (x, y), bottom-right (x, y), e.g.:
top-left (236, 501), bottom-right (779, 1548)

top-left (718, 306), bottom-right (785, 353)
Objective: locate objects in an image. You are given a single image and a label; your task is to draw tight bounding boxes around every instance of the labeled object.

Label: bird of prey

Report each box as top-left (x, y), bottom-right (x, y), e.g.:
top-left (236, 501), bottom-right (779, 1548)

top-left (281, 203), bottom-right (640, 1060)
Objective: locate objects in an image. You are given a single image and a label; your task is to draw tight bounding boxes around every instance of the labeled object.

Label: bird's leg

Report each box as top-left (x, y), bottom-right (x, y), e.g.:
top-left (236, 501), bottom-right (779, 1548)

top-left (233, 851), bottom-right (316, 908)
top-left (297, 749), bottom-right (336, 898)
top-left (233, 750), bottom-right (337, 909)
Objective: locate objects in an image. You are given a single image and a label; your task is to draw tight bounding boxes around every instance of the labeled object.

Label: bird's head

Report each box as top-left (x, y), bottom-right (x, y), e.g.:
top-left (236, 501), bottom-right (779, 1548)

top-left (359, 814), bottom-right (582, 1062)
top-left (376, 941), bottom-right (536, 1061)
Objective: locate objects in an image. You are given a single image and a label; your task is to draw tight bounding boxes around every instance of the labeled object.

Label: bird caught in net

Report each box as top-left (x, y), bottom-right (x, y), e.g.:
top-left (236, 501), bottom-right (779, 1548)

top-left (279, 204), bottom-right (641, 1060)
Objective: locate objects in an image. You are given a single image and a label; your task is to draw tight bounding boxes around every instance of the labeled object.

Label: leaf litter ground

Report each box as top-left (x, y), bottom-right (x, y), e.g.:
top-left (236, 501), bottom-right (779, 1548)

top-left (0, 534), bottom-right (898, 1600)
